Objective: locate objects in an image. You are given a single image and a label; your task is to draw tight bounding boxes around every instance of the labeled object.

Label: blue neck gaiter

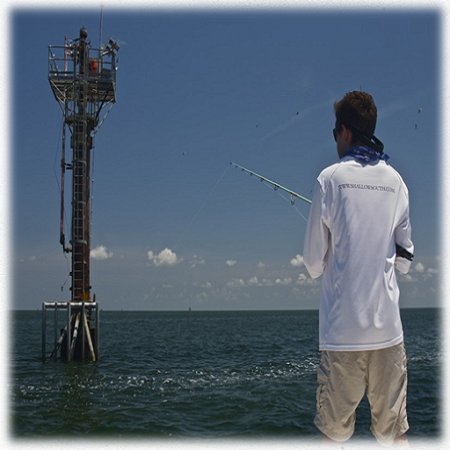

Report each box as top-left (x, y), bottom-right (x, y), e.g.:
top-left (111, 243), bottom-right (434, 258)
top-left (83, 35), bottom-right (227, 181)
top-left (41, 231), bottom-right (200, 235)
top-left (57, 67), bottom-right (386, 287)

top-left (343, 145), bottom-right (390, 163)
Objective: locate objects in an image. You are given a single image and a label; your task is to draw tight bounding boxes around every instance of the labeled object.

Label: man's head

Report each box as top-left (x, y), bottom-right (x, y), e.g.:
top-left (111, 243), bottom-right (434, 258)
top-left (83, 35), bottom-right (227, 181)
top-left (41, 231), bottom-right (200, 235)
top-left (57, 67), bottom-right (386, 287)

top-left (334, 91), bottom-right (377, 138)
top-left (333, 91), bottom-right (379, 158)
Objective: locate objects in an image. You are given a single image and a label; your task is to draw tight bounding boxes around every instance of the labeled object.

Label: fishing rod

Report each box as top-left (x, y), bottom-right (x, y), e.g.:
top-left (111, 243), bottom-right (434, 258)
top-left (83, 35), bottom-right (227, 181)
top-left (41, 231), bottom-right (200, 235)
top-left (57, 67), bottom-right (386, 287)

top-left (230, 162), bottom-right (312, 205)
top-left (230, 162), bottom-right (412, 261)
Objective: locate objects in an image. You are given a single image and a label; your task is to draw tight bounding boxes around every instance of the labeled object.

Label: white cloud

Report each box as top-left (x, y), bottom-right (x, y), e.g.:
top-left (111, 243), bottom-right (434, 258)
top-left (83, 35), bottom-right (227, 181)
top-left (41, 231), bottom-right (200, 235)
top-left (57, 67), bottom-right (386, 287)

top-left (91, 245), bottom-right (113, 260)
top-left (19, 255), bottom-right (38, 263)
top-left (201, 281), bottom-right (212, 289)
top-left (296, 273), bottom-right (316, 286)
top-left (257, 261), bottom-right (265, 269)
top-left (196, 291), bottom-right (208, 301)
top-left (276, 277), bottom-right (292, 286)
top-left (290, 254), bottom-right (304, 267)
top-left (411, 262), bottom-right (438, 277)
top-left (190, 255), bottom-right (206, 268)
top-left (226, 260), bottom-right (237, 267)
top-left (248, 276), bottom-right (260, 286)
top-left (222, 272), bottom-right (320, 290)
top-left (148, 248), bottom-right (183, 267)
top-left (400, 273), bottom-right (416, 283)
top-left (227, 278), bottom-right (245, 288)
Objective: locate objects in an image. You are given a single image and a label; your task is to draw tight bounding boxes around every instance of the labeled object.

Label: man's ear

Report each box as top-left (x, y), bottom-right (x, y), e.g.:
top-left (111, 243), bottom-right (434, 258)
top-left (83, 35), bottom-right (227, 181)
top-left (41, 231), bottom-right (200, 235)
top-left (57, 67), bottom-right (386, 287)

top-left (342, 125), bottom-right (353, 143)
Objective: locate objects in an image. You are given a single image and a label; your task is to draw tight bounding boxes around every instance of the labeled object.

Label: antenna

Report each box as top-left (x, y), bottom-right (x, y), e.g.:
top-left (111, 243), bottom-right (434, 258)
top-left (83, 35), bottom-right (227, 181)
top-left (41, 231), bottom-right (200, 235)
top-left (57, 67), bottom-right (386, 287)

top-left (99, 2), bottom-right (104, 55)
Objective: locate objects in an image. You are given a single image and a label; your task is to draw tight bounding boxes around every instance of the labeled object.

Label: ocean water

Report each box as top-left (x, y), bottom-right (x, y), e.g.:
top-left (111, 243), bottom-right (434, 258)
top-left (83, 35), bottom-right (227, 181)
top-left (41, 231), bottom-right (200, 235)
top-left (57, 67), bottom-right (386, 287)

top-left (9, 308), bottom-right (441, 444)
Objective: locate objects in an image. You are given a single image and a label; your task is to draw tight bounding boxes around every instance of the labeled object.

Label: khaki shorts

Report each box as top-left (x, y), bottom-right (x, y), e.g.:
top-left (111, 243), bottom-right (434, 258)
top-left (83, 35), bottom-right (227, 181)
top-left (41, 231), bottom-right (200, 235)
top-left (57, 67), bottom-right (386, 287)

top-left (314, 342), bottom-right (408, 445)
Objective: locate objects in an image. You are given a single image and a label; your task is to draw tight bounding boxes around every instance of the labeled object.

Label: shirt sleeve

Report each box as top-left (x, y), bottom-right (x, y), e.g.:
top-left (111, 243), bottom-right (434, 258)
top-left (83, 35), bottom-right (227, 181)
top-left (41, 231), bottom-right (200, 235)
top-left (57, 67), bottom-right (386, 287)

top-left (303, 179), bottom-right (329, 278)
top-left (394, 185), bottom-right (414, 274)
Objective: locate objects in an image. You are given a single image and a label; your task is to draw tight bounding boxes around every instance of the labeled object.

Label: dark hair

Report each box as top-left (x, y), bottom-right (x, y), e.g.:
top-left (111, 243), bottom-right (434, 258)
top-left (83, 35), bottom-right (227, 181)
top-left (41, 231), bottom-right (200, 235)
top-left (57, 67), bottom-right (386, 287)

top-left (334, 91), bottom-right (377, 142)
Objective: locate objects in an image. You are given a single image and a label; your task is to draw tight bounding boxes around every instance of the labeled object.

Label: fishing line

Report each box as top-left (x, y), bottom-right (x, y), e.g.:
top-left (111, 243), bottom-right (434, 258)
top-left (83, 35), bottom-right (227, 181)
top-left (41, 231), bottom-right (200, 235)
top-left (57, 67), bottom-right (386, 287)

top-left (293, 204), bottom-right (309, 223)
top-left (262, 182), bottom-right (309, 222)
top-left (173, 165), bottom-right (230, 250)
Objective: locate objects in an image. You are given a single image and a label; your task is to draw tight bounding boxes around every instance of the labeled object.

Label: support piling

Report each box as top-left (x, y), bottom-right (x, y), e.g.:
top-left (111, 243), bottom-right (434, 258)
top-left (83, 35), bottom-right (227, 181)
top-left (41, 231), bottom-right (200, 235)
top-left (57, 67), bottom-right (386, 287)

top-left (42, 301), bottom-right (99, 362)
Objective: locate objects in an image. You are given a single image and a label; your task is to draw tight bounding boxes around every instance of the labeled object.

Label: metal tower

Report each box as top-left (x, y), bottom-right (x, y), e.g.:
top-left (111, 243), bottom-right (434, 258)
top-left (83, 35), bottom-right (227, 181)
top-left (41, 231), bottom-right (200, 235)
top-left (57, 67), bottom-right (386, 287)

top-left (42, 27), bottom-right (119, 361)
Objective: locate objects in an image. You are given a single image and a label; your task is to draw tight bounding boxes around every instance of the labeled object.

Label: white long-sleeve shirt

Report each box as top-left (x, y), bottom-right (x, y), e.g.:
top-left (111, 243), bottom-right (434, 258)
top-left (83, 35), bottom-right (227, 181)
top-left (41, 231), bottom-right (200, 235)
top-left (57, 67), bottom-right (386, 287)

top-left (303, 155), bottom-right (414, 351)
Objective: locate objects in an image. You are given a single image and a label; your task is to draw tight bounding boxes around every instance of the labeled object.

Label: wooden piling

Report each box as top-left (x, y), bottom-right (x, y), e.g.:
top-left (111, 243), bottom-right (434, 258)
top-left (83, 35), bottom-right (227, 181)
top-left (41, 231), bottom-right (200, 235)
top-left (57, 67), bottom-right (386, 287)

top-left (42, 301), bottom-right (100, 362)
top-left (83, 313), bottom-right (96, 362)
top-left (70, 312), bottom-right (81, 360)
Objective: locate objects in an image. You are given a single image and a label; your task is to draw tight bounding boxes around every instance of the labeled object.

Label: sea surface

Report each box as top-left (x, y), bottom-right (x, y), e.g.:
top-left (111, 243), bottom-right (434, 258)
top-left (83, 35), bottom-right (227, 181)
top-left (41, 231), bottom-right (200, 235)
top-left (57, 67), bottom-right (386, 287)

top-left (9, 308), bottom-right (442, 445)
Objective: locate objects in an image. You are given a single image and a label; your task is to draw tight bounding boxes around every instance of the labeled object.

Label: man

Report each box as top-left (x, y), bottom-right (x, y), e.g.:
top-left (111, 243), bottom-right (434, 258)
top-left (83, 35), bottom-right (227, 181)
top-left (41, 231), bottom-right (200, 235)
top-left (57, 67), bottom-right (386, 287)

top-left (303, 91), bottom-right (414, 446)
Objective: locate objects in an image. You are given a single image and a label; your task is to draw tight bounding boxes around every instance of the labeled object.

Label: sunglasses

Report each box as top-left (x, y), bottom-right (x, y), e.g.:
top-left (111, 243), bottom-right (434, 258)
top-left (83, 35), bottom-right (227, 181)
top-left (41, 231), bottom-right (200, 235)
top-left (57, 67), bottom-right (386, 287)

top-left (333, 124), bottom-right (343, 142)
top-left (332, 122), bottom-right (384, 152)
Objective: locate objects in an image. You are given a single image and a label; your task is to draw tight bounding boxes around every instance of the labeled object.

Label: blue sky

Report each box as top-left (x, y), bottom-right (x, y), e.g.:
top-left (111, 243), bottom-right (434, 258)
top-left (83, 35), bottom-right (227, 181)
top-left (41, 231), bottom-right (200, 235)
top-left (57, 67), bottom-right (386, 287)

top-left (8, 2), bottom-right (444, 311)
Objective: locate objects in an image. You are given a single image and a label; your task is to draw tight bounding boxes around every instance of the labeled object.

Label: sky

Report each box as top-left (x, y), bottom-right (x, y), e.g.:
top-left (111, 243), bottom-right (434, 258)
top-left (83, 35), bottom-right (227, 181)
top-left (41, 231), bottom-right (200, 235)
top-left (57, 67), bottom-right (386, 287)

top-left (5, 1), bottom-right (446, 311)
